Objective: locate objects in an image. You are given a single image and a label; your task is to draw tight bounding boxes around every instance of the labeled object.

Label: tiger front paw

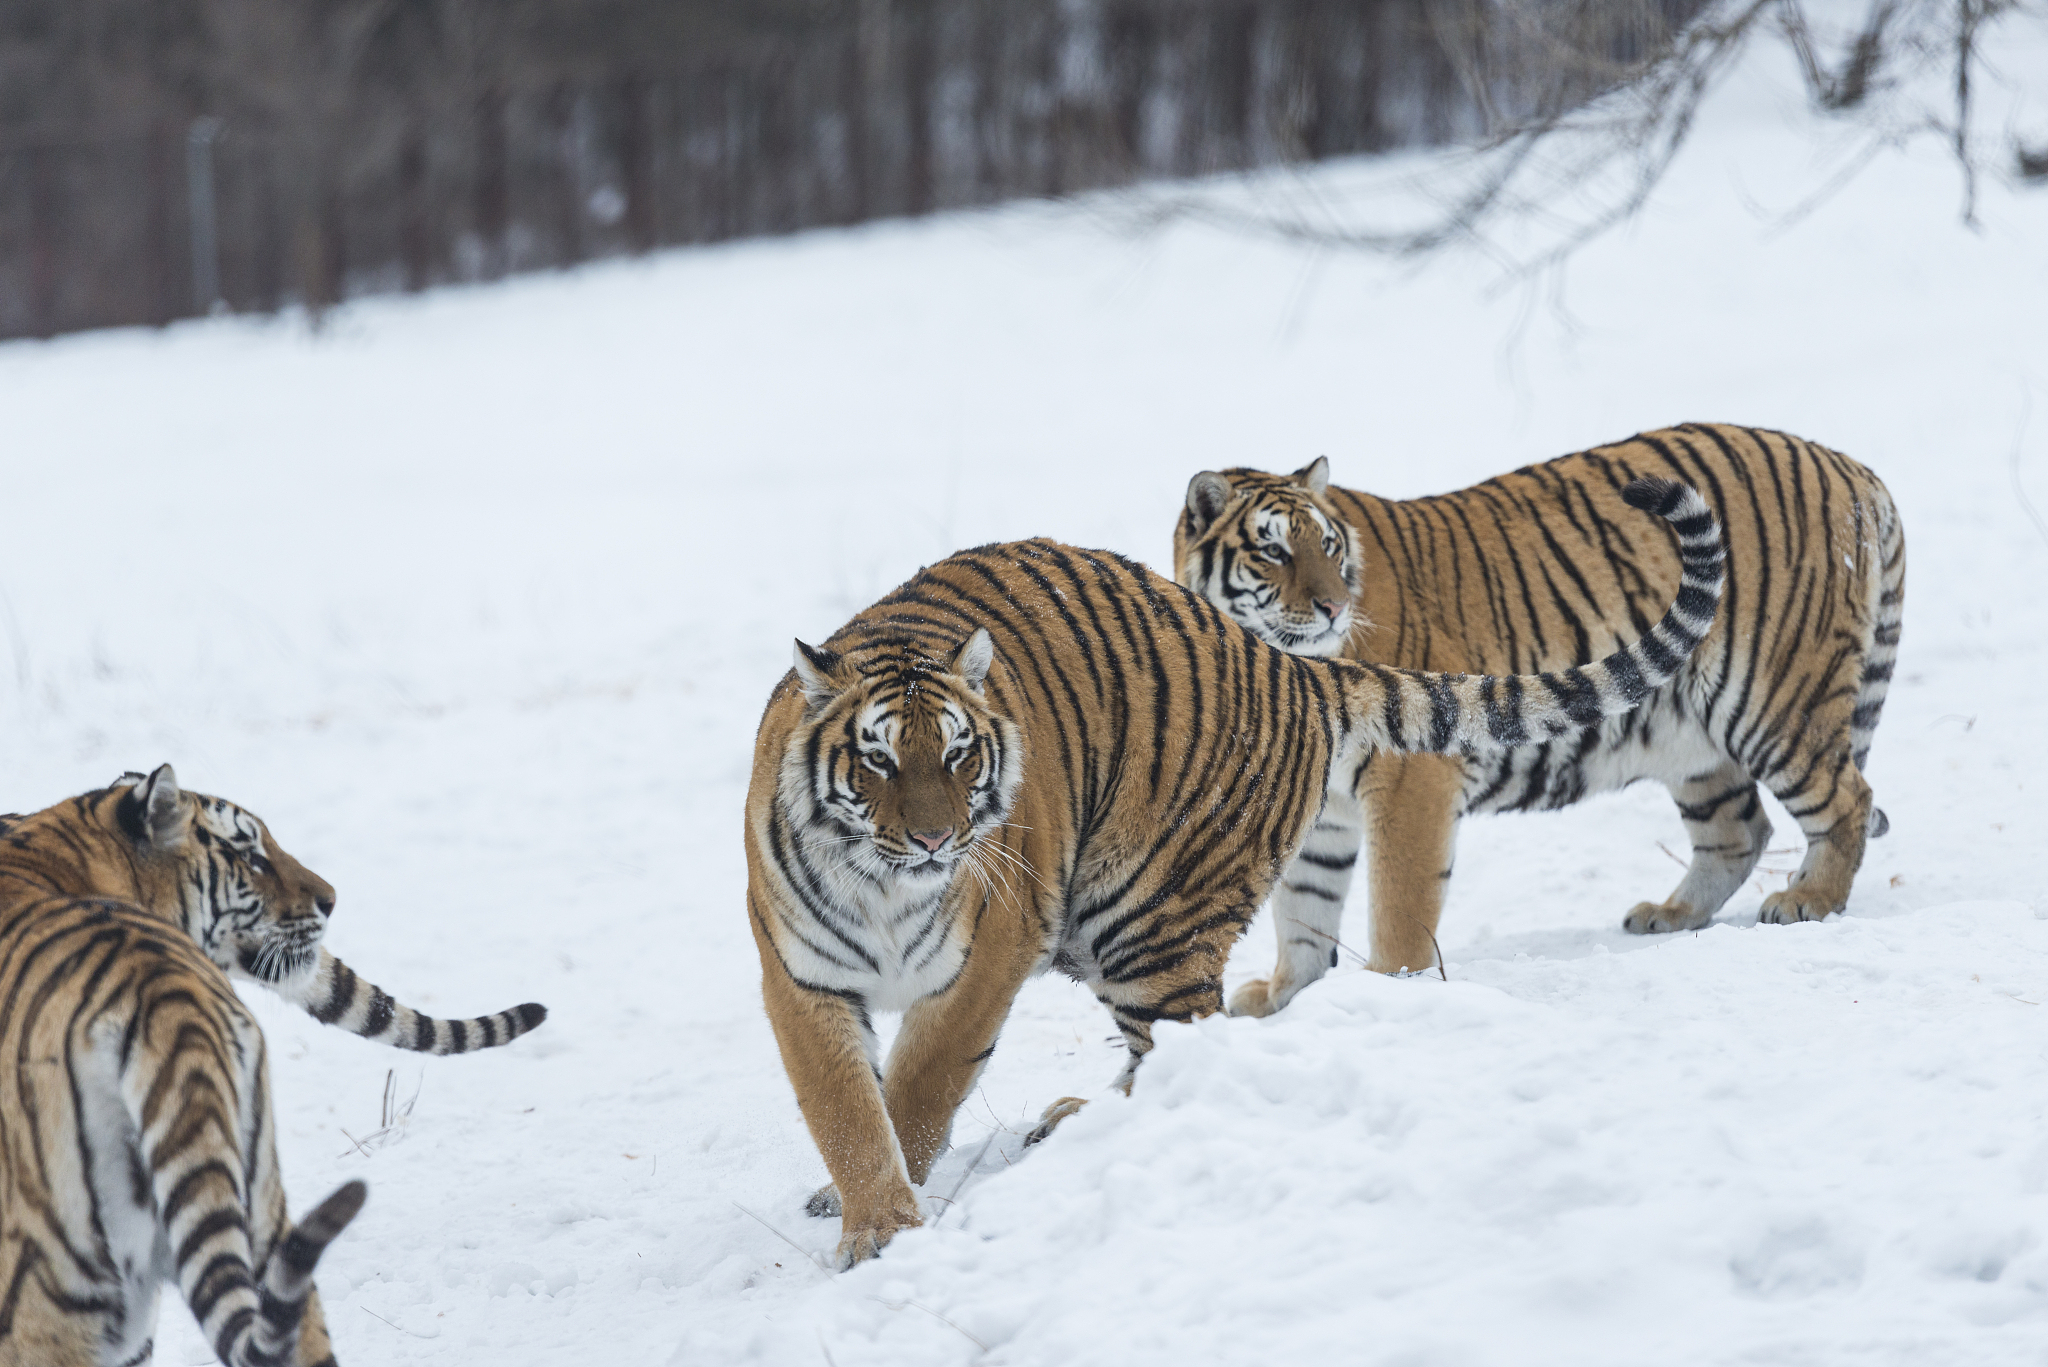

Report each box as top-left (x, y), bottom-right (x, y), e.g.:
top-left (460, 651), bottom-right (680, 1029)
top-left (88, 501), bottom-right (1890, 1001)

top-left (804, 1183), bottom-right (841, 1218)
top-left (1227, 977), bottom-right (1280, 1018)
top-left (1622, 899), bottom-right (1713, 934)
top-left (1024, 1096), bottom-right (1088, 1146)
top-left (1759, 885), bottom-right (1843, 925)
top-left (833, 1196), bottom-right (922, 1271)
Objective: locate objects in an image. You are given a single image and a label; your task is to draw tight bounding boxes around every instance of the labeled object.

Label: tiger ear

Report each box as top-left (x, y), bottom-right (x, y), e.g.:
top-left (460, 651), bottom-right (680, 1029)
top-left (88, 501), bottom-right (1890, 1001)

top-left (792, 639), bottom-right (847, 704)
top-left (1185, 472), bottom-right (1235, 535)
top-left (947, 628), bottom-right (995, 692)
top-left (1291, 456), bottom-right (1330, 495)
top-left (133, 764), bottom-right (188, 850)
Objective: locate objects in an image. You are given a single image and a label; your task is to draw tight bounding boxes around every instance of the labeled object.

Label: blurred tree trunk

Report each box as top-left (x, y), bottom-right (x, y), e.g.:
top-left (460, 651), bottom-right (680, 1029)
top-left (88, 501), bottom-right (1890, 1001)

top-left (26, 147), bottom-right (59, 339)
top-left (146, 122), bottom-right (181, 325)
top-left (473, 86), bottom-right (509, 279)
top-left (618, 74), bottom-right (656, 252)
top-left (399, 125), bottom-right (431, 290)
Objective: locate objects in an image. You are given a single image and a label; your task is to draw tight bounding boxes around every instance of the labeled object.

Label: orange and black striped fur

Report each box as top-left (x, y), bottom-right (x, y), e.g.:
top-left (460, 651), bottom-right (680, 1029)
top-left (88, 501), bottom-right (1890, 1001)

top-left (747, 479), bottom-right (1723, 1268)
top-left (1175, 423), bottom-right (1904, 1010)
top-left (0, 769), bottom-right (546, 1057)
top-left (0, 768), bottom-right (379, 1366)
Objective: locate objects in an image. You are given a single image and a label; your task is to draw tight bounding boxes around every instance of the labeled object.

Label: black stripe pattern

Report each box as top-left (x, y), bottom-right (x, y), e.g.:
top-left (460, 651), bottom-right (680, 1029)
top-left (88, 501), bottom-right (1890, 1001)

top-left (1174, 423), bottom-right (1902, 1005)
top-left (0, 861), bottom-right (365, 1364)
top-left (749, 503), bottom-right (1718, 1233)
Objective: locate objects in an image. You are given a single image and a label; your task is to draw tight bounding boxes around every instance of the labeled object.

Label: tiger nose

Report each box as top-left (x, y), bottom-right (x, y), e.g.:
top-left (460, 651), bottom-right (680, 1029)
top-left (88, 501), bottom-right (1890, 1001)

top-left (911, 828), bottom-right (954, 853)
top-left (315, 895), bottom-right (335, 918)
top-left (1315, 597), bottom-right (1346, 622)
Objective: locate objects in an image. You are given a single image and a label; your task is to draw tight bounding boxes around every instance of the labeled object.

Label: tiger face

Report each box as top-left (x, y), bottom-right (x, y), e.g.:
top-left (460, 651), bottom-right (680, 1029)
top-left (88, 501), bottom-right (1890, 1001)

top-left (1175, 456), bottom-right (1361, 658)
top-left (781, 628), bottom-right (1024, 890)
top-left (115, 764), bottom-right (337, 985)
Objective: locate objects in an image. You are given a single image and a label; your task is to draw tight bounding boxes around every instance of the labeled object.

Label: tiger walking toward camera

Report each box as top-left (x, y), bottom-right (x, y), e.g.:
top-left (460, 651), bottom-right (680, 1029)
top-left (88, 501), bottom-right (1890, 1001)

top-left (1174, 423), bottom-right (1904, 1011)
top-left (748, 478), bottom-right (1724, 1269)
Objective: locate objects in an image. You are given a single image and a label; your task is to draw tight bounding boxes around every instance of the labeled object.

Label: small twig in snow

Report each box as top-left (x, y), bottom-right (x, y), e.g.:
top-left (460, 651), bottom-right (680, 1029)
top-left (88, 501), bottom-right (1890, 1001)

top-left (936, 1129), bottom-right (1002, 1227)
top-left (2010, 385), bottom-right (2048, 553)
top-left (1291, 919), bottom-right (1370, 967)
top-left (361, 1306), bottom-right (432, 1339)
top-left (732, 1202), bottom-right (829, 1277)
top-left (869, 1297), bottom-right (989, 1352)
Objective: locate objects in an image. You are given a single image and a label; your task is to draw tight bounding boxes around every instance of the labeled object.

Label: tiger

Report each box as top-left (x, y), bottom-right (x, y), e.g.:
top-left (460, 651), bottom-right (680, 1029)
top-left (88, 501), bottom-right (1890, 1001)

top-left (746, 476), bottom-right (1724, 1269)
top-left (0, 768), bottom-right (413, 1365)
top-left (1173, 422), bottom-right (1905, 1015)
top-left (0, 767), bottom-right (548, 1055)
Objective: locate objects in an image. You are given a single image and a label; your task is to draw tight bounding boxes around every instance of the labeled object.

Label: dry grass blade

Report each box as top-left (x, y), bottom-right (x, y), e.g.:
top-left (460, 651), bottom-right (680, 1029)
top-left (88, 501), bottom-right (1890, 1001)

top-left (2010, 385), bottom-right (2048, 553)
top-left (732, 1201), bottom-right (830, 1277)
top-left (937, 1128), bottom-right (1003, 1227)
top-left (869, 1297), bottom-right (990, 1352)
top-left (361, 1306), bottom-right (433, 1339)
top-left (1289, 918), bottom-right (1370, 967)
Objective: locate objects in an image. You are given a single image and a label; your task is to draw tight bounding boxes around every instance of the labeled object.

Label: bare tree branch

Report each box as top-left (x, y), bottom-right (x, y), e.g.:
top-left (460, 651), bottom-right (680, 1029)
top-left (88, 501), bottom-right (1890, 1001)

top-left (1122, 0), bottom-right (2044, 277)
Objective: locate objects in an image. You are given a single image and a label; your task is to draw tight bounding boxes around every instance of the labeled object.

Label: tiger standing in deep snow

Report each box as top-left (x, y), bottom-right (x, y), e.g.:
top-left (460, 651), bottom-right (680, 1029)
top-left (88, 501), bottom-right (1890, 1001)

top-left (0, 766), bottom-right (550, 1365)
top-left (747, 478), bottom-right (1724, 1269)
top-left (1173, 422), bottom-right (1904, 1013)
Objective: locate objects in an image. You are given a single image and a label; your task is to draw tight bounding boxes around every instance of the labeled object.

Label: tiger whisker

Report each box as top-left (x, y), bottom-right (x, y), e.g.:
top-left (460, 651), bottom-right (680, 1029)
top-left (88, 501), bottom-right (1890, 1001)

top-left (798, 834), bottom-right (874, 851)
top-left (970, 838), bottom-right (1051, 896)
top-left (962, 847), bottom-right (1012, 904)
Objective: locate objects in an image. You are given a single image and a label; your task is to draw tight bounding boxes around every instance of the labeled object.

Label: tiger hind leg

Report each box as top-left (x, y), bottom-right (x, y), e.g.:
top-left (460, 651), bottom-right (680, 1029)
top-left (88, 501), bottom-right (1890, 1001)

top-left (1624, 761), bottom-right (1773, 934)
top-left (1023, 1096), bottom-right (1089, 1145)
top-left (1089, 896), bottom-right (1247, 1093)
top-left (1228, 786), bottom-right (1363, 1018)
top-left (1759, 747), bottom-right (1875, 925)
top-left (1360, 754), bottom-right (1463, 977)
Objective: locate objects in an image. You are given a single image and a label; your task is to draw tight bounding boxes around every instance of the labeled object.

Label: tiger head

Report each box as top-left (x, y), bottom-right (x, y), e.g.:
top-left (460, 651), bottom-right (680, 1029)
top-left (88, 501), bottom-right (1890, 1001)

top-left (779, 628), bottom-right (1025, 890)
top-left (111, 764), bottom-right (337, 985)
top-left (1174, 457), bottom-right (1361, 657)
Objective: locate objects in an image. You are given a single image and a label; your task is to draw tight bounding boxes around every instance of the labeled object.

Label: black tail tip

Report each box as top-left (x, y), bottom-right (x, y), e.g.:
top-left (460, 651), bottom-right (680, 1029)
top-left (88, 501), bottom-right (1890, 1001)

top-left (514, 1002), bottom-right (548, 1033)
top-left (303, 1180), bottom-right (368, 1242)
top-left (1621, 476), bottom-right (1684, 516)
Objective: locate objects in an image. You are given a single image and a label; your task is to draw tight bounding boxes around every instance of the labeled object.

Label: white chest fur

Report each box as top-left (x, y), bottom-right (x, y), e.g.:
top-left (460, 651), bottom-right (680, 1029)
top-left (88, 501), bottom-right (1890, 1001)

top-left (772, 845), bottom-right (972, 1013)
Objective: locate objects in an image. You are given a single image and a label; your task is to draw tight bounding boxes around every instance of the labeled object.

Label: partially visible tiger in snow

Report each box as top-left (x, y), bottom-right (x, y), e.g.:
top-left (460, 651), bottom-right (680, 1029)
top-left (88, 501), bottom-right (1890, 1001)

top-left (0, 767), bottom-right (548, 1366)
top-left (1173, 423), bottom-right (1904, 1013)
top-left (748, 477), bottom-right (1723, 1270)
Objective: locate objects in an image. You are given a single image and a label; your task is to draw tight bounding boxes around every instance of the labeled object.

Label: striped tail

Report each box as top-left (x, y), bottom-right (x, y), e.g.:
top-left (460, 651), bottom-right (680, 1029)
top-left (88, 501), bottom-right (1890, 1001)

top-left (250, 1180), bottom-right (367, 1367)
top-left (279, 948), bottom-right (548, 1054)
top-left (1337, 477), bottom-right (1726, 754)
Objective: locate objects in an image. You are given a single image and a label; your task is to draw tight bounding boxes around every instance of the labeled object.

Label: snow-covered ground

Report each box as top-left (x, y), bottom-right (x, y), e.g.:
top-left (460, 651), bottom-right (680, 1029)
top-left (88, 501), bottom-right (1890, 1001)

top-left (4, 18), bottom-right (2047, 1366)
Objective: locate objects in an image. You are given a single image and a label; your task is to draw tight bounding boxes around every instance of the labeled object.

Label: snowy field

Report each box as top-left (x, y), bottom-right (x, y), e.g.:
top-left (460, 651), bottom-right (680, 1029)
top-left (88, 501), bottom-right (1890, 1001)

top-left (4, 22), bottom-right (2048, 1367)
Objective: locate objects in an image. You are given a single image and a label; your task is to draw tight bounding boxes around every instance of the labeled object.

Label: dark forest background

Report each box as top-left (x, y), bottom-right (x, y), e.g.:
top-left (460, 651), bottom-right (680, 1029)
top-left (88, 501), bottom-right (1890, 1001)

top-left (0, 0), bottom-right (1702, 340)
